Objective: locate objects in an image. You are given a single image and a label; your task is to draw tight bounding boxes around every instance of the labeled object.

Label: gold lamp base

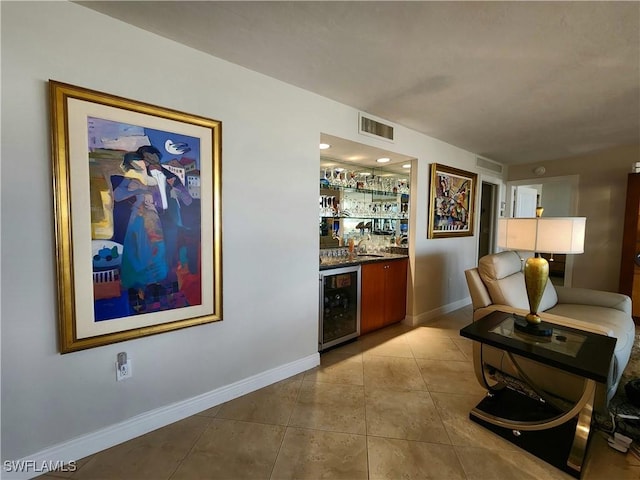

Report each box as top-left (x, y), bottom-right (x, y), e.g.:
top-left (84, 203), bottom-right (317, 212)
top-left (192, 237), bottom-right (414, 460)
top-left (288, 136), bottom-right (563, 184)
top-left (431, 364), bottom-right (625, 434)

top-left (513, 314), bottom-right (553, 337)
top-left (497, 213), bottom-right (586, 339)
top-left (517, 255), bottom-right (553, 337)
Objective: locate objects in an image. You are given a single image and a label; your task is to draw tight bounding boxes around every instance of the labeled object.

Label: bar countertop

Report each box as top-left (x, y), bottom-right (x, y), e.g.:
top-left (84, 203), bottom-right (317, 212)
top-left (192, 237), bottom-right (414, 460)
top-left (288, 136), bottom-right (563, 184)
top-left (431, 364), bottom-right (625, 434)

top-left (319, 251), bottom-right (408, 271)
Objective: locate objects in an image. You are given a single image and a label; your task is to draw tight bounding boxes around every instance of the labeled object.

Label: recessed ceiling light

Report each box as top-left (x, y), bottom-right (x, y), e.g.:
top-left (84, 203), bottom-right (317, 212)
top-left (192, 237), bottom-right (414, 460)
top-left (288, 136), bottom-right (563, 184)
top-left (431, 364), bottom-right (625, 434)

top-left (360, 172), bottom-right (371, 176)
top-left (402, 164), bottom-right (411, 169)
top-left (319, 143), bottom-right (331, 150)
top-left (335, 167), bottom-right (344, 172)
top-left (376, 157), bottom-right (391, 163)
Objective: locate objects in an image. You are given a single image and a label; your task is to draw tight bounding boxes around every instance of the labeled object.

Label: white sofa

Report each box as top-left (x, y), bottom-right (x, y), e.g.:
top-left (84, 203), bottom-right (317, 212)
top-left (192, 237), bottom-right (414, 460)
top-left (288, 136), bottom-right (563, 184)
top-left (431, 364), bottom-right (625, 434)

top-left (465, 251), bottom-right (635, 412)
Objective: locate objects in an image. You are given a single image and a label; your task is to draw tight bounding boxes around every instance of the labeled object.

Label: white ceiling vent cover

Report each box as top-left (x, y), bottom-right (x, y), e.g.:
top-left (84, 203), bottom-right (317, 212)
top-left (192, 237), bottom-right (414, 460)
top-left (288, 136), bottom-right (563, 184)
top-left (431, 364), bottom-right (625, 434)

top-left (476, 156), bottom-right (503, 174)
top-left (358, 112), bottom-right (395, 143)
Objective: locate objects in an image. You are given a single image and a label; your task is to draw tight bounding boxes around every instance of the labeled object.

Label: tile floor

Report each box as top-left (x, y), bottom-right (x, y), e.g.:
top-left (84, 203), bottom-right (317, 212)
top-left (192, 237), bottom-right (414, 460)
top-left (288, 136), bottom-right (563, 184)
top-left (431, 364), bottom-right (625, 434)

top-left (41, 305), bottom-right (640, 479)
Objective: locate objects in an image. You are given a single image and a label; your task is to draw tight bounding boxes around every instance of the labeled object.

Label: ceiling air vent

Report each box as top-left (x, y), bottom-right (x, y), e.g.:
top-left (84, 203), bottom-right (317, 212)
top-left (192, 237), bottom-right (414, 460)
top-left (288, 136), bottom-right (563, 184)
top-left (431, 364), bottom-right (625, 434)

top-left (476, 156), bottom-right (503, 174)
top-left (359, 113), bottom-right (395, 142)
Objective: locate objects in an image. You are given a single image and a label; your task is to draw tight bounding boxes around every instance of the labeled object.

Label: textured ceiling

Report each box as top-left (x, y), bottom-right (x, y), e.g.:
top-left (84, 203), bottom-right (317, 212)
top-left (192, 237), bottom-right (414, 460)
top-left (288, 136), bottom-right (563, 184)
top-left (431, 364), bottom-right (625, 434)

top-left (77, 1), bottom-right (640, 165)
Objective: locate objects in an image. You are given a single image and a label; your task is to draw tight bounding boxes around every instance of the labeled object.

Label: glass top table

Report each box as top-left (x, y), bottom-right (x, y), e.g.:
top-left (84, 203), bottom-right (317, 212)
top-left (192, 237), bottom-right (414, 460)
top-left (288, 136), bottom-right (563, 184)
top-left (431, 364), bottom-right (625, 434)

top-left (489, 316), bottom-right (587, 358)
top-left (460, 310), bottom-right (616, 383)
top-left (460, 310), bottom-right (618, 478)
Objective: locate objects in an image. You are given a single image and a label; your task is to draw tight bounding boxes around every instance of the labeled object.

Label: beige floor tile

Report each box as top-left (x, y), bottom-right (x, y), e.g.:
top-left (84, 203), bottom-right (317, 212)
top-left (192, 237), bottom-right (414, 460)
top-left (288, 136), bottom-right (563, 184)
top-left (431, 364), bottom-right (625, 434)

top-left (367, 436), bottom-right (466, 480)
top-left (434, 306), bottom-right (474, 326)
top-left (43, 306), bottom-right (634, 480)
top-left (216, 376), bottom-right (302, 425)
top-left (195, 404), bottom-right (222, 417)
top-left (171, 418), bottom-right (285, 480)
top-left (454, 444), bottom-right (571, 480)
top-left (409, 307), bottom-right (473, 338)
top-left (406, 335), bottom-right (468, 361)
top-left (416, 358), bottom-right (487, 395)
top-left (365, 388), bottom-right (450, 443)
top-left (270, 427), bottom-right (368, 480)
top-left (361, 322), bottom-right (413, 343)
top-left (430, 391), bottom-right (518, 450)
top-left (360, 334), bottom-right (414, 358)
top-left (452, 336), bottom-right (474, 360)
top-left (363, 355), bottom-right (427, 390)
top-left (327, 338), bottom-right (363, 355)
top-left (403, 324), bottom-right (458, 339)
top-left (289, 382), bottom-right (366, 434)
top-left (581, 432), bottom-right (640, 479)
top-left (303, 350), bottom-right (364, 385)
top-left (73, 416), bottom-right (212, 480)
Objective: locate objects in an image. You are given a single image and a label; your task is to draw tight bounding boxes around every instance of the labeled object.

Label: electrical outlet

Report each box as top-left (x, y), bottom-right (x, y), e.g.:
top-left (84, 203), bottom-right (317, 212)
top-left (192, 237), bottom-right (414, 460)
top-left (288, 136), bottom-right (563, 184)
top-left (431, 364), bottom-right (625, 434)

top-left (115, 359), bottom-right (133, 381)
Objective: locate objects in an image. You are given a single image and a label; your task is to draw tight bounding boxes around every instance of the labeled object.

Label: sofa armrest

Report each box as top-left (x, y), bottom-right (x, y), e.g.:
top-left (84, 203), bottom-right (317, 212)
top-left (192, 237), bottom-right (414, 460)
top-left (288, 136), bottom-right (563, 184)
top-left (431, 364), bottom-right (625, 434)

top-left (465, 268), bottom-right (492, 310)
top-left (473, 304), bottom-right (614, 336)
top-left (555, 286), bottom-right (631, 314)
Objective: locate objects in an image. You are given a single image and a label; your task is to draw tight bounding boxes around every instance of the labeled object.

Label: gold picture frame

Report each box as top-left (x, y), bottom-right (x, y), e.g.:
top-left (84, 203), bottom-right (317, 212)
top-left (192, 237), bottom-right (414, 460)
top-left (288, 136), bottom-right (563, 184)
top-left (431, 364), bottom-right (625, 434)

top-left (428, 163), bottom-right (477, 239)
top-left (50, 81), bottom-right (222, 353)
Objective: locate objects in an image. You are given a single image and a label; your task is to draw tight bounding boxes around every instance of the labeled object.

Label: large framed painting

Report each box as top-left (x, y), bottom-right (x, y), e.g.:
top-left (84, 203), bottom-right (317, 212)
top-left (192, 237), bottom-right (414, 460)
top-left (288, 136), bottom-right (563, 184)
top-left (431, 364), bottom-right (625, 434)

top-left (428, 163), bottom-right (477, 238)
top-left (50, 81), bottom-right (222, 353)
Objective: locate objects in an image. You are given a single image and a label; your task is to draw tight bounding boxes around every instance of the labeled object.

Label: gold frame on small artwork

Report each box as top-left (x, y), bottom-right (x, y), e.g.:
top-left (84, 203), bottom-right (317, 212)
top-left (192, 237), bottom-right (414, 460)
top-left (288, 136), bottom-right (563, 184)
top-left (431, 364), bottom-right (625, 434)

top-left (428, 163), bottom-right (477, 239)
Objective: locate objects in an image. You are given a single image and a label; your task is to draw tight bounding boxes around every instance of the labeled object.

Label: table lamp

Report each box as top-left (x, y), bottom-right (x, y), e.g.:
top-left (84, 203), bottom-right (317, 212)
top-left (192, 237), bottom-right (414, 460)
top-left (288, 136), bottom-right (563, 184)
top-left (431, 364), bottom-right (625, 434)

top-left (496, 216), bottom-right (586, 336)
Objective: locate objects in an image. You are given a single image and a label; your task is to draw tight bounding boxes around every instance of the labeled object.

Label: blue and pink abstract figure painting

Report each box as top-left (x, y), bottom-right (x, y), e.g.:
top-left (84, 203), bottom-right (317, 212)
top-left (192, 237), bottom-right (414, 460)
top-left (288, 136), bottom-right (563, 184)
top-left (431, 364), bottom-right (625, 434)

top-left (51, 80), bottom-right (221, 353)
top-left (88, 117), bottom-right (202, 321)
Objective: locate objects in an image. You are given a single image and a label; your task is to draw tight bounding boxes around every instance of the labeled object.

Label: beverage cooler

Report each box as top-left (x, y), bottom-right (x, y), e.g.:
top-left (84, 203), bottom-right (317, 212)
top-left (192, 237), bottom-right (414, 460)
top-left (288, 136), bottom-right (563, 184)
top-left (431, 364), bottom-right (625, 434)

top-left (319, 265), bottom-right (361, 351)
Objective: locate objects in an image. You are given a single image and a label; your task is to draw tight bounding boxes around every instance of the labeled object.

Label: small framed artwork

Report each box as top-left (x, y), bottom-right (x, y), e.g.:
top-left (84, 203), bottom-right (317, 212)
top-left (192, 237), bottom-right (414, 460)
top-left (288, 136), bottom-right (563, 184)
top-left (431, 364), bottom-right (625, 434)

top-left (428, 163), bottom-right (477, 238)
top-left (50, 81), bottom-right (222, 353)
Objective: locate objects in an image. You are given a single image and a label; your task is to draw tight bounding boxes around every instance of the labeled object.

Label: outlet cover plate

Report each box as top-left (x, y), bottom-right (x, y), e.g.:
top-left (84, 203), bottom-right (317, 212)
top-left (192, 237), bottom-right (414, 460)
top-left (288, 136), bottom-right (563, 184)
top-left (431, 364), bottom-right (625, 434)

top-left (116, 360), bottom-right (133, 381)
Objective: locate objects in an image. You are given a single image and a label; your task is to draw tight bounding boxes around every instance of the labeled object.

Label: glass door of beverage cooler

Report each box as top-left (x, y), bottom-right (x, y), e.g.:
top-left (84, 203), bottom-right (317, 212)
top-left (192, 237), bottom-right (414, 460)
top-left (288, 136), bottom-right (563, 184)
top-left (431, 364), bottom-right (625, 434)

top-left (319, 265), bottom-right (361, 351)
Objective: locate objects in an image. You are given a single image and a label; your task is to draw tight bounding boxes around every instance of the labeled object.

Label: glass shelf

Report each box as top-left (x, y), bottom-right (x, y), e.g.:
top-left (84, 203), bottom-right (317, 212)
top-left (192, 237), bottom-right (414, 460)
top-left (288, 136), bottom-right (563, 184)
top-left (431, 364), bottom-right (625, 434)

top-left (320, 183), bottom-right (406, 197)
top-left (320, 214), bottom-right (408, 220)
top-left (319, 164), bottom-right (410, 245)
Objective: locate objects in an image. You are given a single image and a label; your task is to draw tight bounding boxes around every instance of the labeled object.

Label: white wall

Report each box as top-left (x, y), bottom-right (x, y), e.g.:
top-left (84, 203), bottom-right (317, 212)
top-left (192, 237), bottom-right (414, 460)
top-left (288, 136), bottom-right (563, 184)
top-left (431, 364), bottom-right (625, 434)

top-left (1, 1), bottom-right (501, 465)
top-left (540, 182), bottom-right (572, 217)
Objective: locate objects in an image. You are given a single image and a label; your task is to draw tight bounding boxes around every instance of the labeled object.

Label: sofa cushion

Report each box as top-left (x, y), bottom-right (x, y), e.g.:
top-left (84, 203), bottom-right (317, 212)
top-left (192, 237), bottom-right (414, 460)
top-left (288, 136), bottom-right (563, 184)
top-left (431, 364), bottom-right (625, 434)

top-left (547, 303), bottom-right (635, 385)
top-left (478, 251), bottom-right (558, 312)
top-left (555, 286), bottom-right (632, 314)
top-left (479, 250), bottom-right (522, 279)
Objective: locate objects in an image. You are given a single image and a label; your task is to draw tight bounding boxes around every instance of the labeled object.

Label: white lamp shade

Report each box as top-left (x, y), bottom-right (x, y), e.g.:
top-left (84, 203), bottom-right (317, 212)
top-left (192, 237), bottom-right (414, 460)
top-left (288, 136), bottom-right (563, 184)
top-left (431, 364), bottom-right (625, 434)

top-left (497, 217), bottom-right (586, 254)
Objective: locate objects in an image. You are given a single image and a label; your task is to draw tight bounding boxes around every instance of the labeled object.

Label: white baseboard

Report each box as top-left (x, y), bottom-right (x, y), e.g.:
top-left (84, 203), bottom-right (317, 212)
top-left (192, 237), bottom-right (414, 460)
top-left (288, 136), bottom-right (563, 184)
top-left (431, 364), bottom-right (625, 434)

top-left (403, 297), bottom-right (471, 327)
top-left (3, 353), bottom-right (320, 480)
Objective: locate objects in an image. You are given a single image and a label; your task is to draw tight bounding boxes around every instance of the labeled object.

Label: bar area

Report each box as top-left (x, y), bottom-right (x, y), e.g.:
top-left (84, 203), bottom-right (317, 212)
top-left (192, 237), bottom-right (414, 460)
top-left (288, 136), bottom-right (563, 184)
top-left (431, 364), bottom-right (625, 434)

top-left (318, 136), bottom-right (412, 350)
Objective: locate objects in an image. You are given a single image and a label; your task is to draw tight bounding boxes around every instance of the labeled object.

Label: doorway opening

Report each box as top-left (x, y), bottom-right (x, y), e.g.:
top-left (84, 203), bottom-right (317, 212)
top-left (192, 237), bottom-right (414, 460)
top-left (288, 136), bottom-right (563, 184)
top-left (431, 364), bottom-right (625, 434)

top-left (478, 181), bottom-right (498, 262)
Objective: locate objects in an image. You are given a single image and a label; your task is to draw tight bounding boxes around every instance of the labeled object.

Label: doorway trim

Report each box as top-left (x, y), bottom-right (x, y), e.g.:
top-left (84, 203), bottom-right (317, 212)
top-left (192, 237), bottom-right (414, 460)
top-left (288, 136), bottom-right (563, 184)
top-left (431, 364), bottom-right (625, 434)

top-left (478, 181), bottom-right (499, 262)
top-left (506, 175), bottom-right (579, 218)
